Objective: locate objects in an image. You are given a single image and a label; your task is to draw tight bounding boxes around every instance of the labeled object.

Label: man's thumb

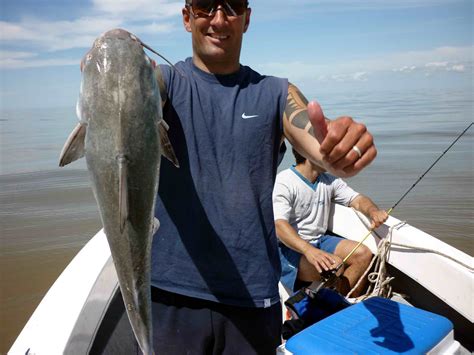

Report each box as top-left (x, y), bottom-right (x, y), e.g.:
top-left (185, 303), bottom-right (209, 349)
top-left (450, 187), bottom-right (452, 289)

top-left (308, 101), bottom-right (327, 144)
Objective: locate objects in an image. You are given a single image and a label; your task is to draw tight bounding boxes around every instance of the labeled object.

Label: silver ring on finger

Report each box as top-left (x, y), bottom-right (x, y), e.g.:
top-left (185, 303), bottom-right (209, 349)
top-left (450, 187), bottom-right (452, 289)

top-left (352, 145), bottom-right (362, 159)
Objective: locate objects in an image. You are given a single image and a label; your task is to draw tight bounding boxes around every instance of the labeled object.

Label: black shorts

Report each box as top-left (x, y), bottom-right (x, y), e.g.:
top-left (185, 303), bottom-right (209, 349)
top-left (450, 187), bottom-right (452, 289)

top-left (151, 287), bottom-right (282, 355)
top-left (91, 287), bottom-right (282, 354)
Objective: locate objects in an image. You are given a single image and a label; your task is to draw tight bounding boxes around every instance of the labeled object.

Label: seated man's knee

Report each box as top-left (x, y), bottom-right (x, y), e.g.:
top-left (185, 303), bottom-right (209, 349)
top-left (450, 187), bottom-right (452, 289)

top-left (344, 244), bottom-right (371, 267)
top-left (353, 245), bottom-right (372, 264)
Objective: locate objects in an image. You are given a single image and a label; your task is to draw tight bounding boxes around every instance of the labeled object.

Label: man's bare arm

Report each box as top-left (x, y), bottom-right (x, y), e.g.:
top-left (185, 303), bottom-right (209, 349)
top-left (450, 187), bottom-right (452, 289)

top-left (283, 83), bottom-right (325, 165)
top-left (275, 219), bottom-right (336, 273)
top-left (350, 194), bottom-right (388, 229)
top-left (282, 83), bottom-right (377, 177)
top-left (284, 83), bottom-right (318, 137)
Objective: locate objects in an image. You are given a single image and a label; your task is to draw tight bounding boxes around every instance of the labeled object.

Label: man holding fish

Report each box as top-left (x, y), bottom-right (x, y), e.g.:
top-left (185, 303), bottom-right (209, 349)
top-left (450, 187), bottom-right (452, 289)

top-left (59, 0), bottom-right (375, 352)
top-left (149, 0), bottom-right (377, 353)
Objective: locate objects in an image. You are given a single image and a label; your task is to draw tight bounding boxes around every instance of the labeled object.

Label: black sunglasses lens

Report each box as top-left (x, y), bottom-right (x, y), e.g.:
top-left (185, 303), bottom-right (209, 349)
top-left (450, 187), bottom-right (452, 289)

top-left (191, 0), bottom-right (247, 16)
top-left (226, 0), bottom-right (247, 15)
top-left (193, 0), bottom-right (213, 13)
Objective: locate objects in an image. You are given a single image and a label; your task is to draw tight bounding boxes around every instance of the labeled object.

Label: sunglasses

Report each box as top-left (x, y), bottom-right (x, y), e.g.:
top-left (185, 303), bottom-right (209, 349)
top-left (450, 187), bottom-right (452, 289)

top-left (186, 0), bottom-right (249, 18)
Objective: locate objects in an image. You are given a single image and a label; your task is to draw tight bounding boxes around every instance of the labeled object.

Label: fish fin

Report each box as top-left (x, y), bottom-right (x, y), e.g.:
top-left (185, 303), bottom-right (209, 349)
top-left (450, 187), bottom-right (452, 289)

top-left (152, 217), bottom-right (160, 236)
top-left (59, 123), bottom-right (86, 167)
top-left (158, 120), bottom-right (179, 168)
top-left (118, 156), bottom-right (128, 233)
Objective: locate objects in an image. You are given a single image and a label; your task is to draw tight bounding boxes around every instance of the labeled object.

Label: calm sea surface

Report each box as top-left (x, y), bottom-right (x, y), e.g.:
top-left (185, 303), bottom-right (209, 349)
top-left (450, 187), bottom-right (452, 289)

top-left (1, 89), bottom-right (473, 352)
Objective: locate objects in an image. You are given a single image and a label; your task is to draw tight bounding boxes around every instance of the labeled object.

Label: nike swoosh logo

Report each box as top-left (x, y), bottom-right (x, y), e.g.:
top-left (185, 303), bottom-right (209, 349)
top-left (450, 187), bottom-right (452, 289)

top-left (242, 113), bottom-right (259, 119)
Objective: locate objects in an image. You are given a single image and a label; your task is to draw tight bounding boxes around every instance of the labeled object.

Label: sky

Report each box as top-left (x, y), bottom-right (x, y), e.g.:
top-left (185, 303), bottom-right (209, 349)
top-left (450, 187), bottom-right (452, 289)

top-left (0, 0), bottom-right (472, 109)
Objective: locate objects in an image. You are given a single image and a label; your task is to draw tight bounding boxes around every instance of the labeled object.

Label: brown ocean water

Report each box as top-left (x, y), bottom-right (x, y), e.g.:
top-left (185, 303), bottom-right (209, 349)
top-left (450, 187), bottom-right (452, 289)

top-left (1, 89), bottom-right (473, 352)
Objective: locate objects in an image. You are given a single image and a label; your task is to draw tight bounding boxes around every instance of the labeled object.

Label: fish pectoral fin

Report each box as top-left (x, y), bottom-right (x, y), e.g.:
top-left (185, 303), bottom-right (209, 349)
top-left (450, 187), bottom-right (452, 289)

top-left (59, 123), bottom-right (86, 167)
top-left (158, 120), bottom-right (179, 168)
top-left (152, 217), bottom-right (160, 235)
top-left (118, 156), bottom-right (128, 233)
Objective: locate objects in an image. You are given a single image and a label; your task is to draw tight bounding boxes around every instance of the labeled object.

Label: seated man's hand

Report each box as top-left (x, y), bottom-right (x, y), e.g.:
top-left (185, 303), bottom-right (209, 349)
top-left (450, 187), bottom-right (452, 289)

top-left (302, 245), bottom-right (342, 274)
top-left (369, 209), bottom-right (389, 229)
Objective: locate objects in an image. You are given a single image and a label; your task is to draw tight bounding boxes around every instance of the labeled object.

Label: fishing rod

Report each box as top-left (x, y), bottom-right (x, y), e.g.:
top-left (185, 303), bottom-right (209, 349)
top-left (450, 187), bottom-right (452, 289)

top-left (284, 122), bottom-right (473, 325)
top-left (318, 121), bottom-right (473, 286)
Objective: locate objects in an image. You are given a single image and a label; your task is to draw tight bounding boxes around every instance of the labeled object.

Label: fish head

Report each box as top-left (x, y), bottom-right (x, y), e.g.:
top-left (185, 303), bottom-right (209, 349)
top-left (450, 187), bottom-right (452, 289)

top-left (80, 28), bottom-right (145, 73)
top-left (77, 29), bottom-right (159, 124)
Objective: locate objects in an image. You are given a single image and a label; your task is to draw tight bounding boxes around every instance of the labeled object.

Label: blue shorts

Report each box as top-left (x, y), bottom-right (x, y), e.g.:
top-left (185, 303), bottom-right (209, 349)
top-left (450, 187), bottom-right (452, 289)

top-left (279, 234), bottom-right (344, 291)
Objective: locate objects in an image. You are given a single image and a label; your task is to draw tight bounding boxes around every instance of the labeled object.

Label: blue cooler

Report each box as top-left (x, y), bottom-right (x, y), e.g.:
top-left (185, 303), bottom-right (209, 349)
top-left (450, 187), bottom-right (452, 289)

top-left (283, 297), bottom-right (459, 354)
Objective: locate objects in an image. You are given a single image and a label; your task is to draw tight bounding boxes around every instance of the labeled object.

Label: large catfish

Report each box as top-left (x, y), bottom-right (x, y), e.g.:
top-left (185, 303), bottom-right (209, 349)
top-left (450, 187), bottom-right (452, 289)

top-left (59, 28), bottom-right (178, 354)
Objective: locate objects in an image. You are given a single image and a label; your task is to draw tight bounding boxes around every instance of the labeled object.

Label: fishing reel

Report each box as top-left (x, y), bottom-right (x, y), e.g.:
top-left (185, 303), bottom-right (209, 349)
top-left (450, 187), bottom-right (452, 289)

top-left (283, 281), bottom-right (350, 340)
top-left (319, 268), bottom-right (338, 283)
top-left (317, 261), bottom-right (345, 290)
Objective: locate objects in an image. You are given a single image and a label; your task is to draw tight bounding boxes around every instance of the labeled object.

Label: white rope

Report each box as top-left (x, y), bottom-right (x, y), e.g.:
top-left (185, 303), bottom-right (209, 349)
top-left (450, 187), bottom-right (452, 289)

top-left (347, 219), bottom-right (473, 301)
top-left (348, 210), bottom-right (474, 298)
top-left (346, 254), bottom-right (376, 298)
top-left (347, 222), bottom-right (404, 300)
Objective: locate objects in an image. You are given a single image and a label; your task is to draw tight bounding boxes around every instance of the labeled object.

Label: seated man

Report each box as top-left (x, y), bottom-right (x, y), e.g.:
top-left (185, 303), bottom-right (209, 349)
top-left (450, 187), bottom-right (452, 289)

top-left (273, 149), bottom-right (388, 296)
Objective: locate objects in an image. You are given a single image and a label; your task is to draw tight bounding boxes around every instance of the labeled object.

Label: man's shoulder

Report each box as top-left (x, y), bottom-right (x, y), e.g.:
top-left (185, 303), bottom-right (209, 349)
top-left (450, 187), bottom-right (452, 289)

top-left (240, 65), bottom-right (287, 85)
top-left (319, 172), bottom-right (339, 184)
top-left (158, 58), bottom-right (191, 77)
top-left (319, 173), bottom-right (354, 193)
top-left (275, 168), bottom-right (299, 188)
top-left (276, 168), bottom-right (294, 179)
top-left (274, 169), bottom-right (296, 200)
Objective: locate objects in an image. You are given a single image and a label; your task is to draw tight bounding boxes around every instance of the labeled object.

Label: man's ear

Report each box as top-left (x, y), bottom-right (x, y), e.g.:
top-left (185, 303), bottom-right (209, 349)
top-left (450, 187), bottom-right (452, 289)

top-left (183, 7), bottom-right (192, 33)
top-left (243, 8), bottom-right (251, 33)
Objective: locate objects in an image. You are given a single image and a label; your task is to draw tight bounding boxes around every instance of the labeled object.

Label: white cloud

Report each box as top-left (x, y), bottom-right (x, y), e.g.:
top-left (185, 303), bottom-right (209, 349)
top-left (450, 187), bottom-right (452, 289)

top-left (0, 0), bottom-right (182, 56)
top-left (0, 51), bottom-right (35, 60)
top-left (0, 21), bottom-right (40, 47)
top-left (0, 50), bottom-right (78, 69)
top-left (0, 15), bottom-right (177, 52)
top-left (393, 65), bottom-right (418, 73)
top-left (352, 72), bottom-right (369, 81)
top-left (256, 45), bottom-right (473, 82)
top-left (277, 0), bottom-right (460, 9)
top-left (380, 46), bottom-right (473, 72)
top-left (425, 61), bottom-right (466, 73)
top-left (257, 61), bottom-right (370, 83)
top-left (92, 0), bottom-right (182, 19)
top-left (0, 0), bottom-right (181, 70)
top-left (330, 72), bottom-right (369, 82)
top-left (450, 64), bottom-right (465, 72)
top-left (0, 14), bottom-right (178, 69)
top-left (2, 58), bottom-right (79, 69)
top-left (128, 22), bottom-right (178, 35)
top-left (0, 18), bottom-right (114, 51)
top-left (425, 61), bottom-right (449, 68)
top-left (252, 0), bottom-right (464, 19)
top-left (0, 50), bottom-right (38, 68)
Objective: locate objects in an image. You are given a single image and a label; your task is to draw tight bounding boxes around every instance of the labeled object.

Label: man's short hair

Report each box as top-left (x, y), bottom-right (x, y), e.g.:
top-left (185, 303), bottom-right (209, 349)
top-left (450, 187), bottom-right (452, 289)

top-left (292, 148), bottom-right (306, 165)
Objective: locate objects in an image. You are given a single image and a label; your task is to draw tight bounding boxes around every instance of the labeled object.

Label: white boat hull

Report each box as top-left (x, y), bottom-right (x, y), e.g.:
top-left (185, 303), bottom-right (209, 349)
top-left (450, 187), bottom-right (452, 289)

top-left (9, 204), bottom-right (474, 354)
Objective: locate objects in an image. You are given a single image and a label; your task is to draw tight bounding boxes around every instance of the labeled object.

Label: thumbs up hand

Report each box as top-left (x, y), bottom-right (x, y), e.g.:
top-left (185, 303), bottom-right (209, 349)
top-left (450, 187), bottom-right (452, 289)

top-left (307, 101), bottom-right (376, 177)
